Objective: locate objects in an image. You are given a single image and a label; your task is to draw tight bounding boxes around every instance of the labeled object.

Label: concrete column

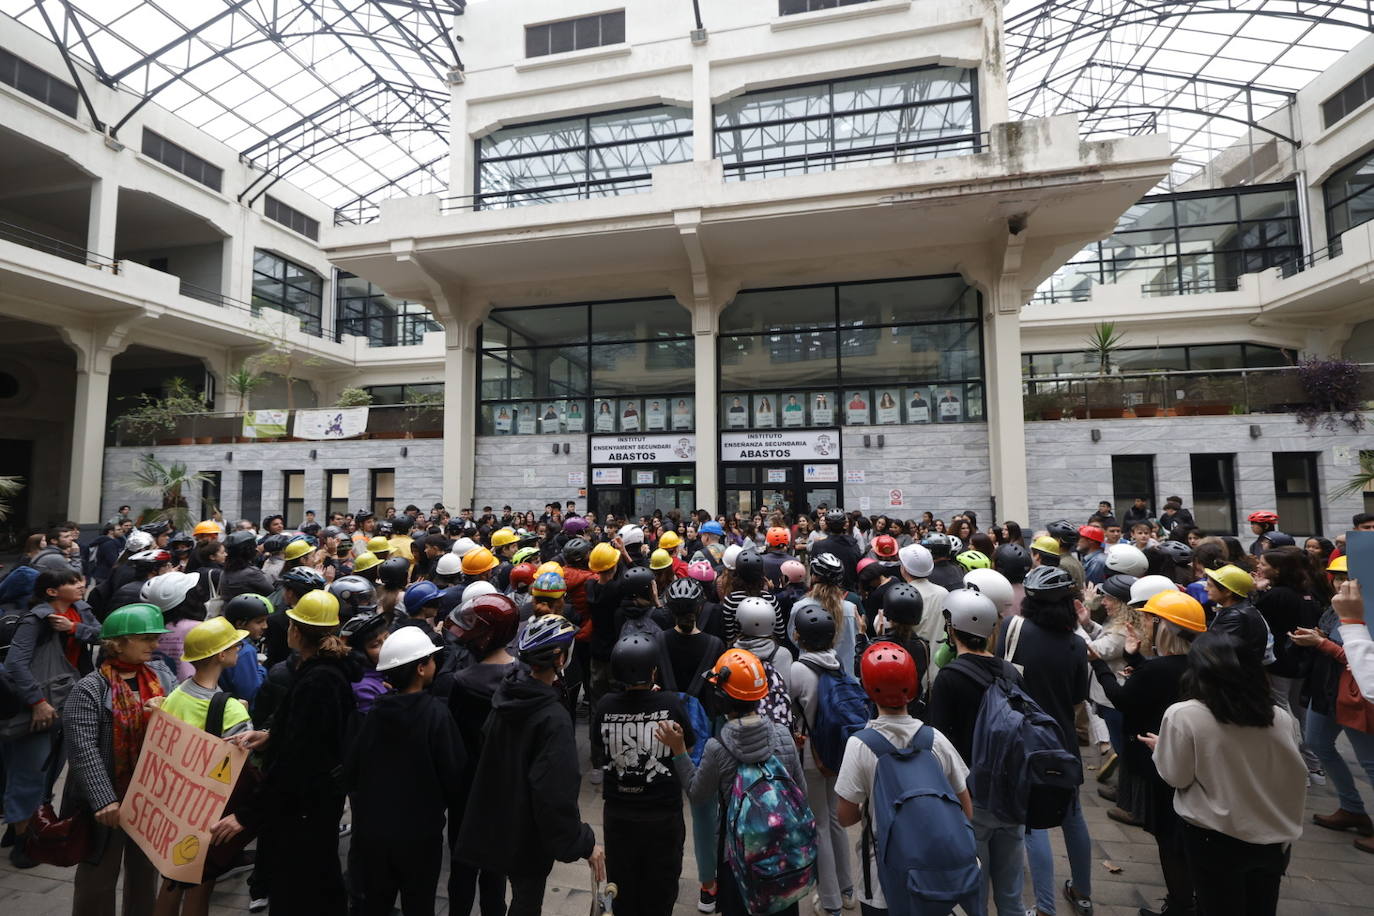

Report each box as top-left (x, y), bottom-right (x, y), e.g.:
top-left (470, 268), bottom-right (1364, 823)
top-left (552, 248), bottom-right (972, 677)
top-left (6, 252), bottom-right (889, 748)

top-left (690, 301), bottom-right (721, 515)
top-left (442, 316), bottom-right (481, 510)
top-left (691, 46), bottom-right (713, 162)
top-left (221, 228), bottom-right (244, 303)
top-left (449, 79), bottom-right (473, 199)
top-left (984, 292), bottom-right (1030, 525)
top-left (87, 178), bottom-right (118, 261)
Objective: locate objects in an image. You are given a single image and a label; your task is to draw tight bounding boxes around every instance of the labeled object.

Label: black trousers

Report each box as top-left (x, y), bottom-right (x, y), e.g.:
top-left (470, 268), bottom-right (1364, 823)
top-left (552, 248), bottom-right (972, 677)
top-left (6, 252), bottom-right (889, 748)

top-left (603, 803), bottom-right (685, 916)
top-left (1182, 822), bottom-right (1288, 916)
top-left (448, 855), bottom-right (507, 916)
top-left (507, 862), bottom-right (554, 916)
top-left (357, 835), bottom-right (443, 916)
top-left (261, 799), bottom-right (346, 916)
top-left (1153, 814), bottom-right (1195, 910)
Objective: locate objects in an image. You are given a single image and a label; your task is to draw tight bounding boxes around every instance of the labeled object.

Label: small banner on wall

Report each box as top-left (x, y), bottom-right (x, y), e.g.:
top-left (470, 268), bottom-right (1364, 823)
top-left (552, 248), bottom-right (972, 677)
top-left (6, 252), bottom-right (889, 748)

top-left (241, 409), bottom-right (288, 438)
top-left (293, 407), bottom-right (369, 440)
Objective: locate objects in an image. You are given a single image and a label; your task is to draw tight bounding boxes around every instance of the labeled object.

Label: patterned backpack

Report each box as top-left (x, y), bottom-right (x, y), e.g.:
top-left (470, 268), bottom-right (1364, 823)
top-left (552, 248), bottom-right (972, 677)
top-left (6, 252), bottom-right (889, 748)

top-left (756, 657), bottom-right (794, 733)
top-left (724, 755), bottom-right (818, 914)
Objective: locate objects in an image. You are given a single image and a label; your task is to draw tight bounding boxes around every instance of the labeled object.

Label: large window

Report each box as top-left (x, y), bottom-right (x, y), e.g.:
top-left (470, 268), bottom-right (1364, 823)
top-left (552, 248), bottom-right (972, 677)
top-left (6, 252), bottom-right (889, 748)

top-left (141, 130), bottom-right (223, 192)
top-left (326, 470), bottom-right (350, 521)
top-left (336, 271), bottom-right (440, 347)
top-left (252, 250), bottom-right (323, 336)
top-left (475, 105), bottom-right (691, 208)
top-left (1111, 455), bottom-right (1156, 524)
top-left (525, 11), bottom-right (624, 58)
top-left (1191, 454), bottom-right (1236, 535)
top-left (1035, 183), bottom-right (1302, 301)
top-left (0, 47), bottom-right (78, 117)
top-left (1322, 63), bottom-right (1374, 129)
top-left (283, 471), bottom-right (305, 528)
top-left (264, 196), bottom-right (320, 241)
top-left (719, 276), bottom-right (983, 427)
top-left (479, 297), bottom-right (694, 435)
top-left (363, 383), bottom-right (444, 406)
top-left (1273, 452), bottom-right (1321, 539)
top-left (1325, 149), bottom-right (1374, 242)
top-left (199, 471), bottom-right (222, 519)
top-left (370, 469), bottom-right (395, 519)
top-left (240, 471), bottom-right (262, 526)
top-left (714, 67), bottom-right (979, 181)
top-left (1022, 343), bottom-right (1286, 378)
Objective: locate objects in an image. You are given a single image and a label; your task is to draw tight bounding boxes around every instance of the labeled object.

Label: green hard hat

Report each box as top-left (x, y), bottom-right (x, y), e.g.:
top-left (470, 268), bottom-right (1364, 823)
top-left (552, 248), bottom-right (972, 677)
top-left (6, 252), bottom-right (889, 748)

top-left (99, 603), bottom-right (169, 639)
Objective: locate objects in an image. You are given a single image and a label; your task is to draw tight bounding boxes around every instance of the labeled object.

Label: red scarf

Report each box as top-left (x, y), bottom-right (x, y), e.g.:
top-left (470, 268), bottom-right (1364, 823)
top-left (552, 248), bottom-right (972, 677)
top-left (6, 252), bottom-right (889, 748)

top-left (100, 659), bottom-right (165, 797)
top-left (56, 607), bottom-right (82, 668)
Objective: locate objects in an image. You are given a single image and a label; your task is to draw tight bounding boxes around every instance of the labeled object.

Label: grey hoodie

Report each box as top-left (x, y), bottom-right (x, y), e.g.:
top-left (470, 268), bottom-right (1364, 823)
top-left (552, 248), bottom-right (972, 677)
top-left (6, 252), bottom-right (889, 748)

top-left (672, 713), bottom-right (805, 808)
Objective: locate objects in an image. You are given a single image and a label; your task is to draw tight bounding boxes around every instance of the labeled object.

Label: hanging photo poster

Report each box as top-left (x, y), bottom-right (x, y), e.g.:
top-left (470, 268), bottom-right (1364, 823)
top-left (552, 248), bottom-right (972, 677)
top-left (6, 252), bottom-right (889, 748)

top-left (594, 399), bottom-right (616, 432)
top-left (725, 395), bottom-right (749, 428)
top-left (517, 404), bottom-right (537, 435)
top-left (812, 392), bottom-right (834, 426)
top-left (875, 389), bottom-right (901, 425)
top-left (905, 388), bottom-right (931, 424)
top-left (539, 402), bottom-right (561, 433)
top-left (781, 393), bottom-right (805, 427)
top-left (494, 406), bottom-right (512, 434)
top-left (566, 401), bottom-right (585, 432)
top-left (619, 399), bottom-right (641, 432)
top-left (937, 387), bottom-right (963, 422)
top-left (671, 397), bottom-right (694, 430)
top-left (754, 394), bottom-right (776, 428)
top-left (645, 398), bottom-right (666, 431)
top-left (845, 390), bottom-right (870, 425)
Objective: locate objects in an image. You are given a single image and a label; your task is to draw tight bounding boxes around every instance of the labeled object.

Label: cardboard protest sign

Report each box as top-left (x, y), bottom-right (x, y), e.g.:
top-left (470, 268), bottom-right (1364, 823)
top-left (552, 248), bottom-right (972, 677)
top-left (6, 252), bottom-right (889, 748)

top-left (119, 708), bottom-right (248, 884)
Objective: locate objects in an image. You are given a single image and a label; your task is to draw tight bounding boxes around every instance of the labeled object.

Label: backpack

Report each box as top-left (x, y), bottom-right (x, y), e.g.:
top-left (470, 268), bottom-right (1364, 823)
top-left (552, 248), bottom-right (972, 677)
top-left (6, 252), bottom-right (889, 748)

top-left (797, 658), bottom-right (872, 773)
top-left (723, 755), bottom-right (817, 914)
top-left (679, 692), bottom-right (712, 765)
top-left (756, 656), bottom-right (794, 733)
top-left (948, 656), bottom-right (1081, 829)
top-left (857, 727), bottom-right (980, 916)
top-left (0, 613), bottom-right (21, 662)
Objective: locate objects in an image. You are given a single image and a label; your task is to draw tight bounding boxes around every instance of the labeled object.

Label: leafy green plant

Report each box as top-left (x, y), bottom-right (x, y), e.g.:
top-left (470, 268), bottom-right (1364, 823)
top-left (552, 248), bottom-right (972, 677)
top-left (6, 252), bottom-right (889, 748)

top-left (124, 456), bottom-right (209, 531)
top-left (0, 475), bottom-right (25, 521)
top-left (1083, 321), bottom-right (1125, 375)
top-left (1332, 450), bottom-right (1374, 500)
top-left (336, 387), bottom-right (374, 407)
top-left (247, 320), bottom-right (324, 410)
top-left (226, 364), bottom-right (266, 415)
top-left (115, 377), bottom-right (208, 441)
top-left (402, 389), bottom-right (444, 436)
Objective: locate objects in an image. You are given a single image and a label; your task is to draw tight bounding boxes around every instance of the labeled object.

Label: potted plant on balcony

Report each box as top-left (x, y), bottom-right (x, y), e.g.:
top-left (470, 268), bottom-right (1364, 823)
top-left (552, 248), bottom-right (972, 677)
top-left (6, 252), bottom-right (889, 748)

top-left (401, 389), bottom-right (444, 438)
top-left (1296, 356), bottom-right (1368, 433)
top-left (336, 387), bottom-right (373, 408)
top-left (115, 377), bottom-right (207, 446)
top-left (1180, 376), bottom-right (1242, 416)
top-left (1130, 373), bottom-right (1165, 417)
top-left (1023, 390), bottom-right (1070, 421)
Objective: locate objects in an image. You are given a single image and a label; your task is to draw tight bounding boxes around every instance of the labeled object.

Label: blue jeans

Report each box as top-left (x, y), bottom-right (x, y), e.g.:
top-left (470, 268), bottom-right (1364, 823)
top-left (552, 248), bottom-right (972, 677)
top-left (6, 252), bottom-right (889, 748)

top-left (0, 728), bottom-right (57, 823)
top-left (973, 805), bottom-right (1024, 916)
top-left (1024, 795), bottom-right (1093, 914)
top-left (1306, 704), bottom-right (1374, 814)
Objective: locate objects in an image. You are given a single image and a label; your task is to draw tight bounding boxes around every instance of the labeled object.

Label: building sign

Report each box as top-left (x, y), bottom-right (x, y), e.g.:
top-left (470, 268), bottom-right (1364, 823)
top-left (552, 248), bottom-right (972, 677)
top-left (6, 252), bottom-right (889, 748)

top-left (589, 433), bottom-right (696, 464)
top-left (804, 464), bottom-right (839, 482)
top-left (846, 469), bottom-right (866, 483)
top-left (721, 429), bottom-right (840, 462)
top-left (592, 467), bottom-right (623, 485)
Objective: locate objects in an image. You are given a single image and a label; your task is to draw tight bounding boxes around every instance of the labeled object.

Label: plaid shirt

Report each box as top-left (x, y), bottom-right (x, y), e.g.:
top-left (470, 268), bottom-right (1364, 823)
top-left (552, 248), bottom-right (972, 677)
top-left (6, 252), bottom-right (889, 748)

top-left (62, 661), bottom-right (176, 813)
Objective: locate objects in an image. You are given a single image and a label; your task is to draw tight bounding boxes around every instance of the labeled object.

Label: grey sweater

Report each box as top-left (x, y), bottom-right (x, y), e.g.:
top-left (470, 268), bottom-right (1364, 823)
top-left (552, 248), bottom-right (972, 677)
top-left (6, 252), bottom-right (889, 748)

top-left (672, 713), bottom-right (805, 808)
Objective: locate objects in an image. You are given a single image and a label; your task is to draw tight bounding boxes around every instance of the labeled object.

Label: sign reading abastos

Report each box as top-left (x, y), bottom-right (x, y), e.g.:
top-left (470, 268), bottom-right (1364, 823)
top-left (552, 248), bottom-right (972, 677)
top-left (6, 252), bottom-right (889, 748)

top-left (590, 434), bottom-right (697, 465)
top-left (720, 429), bottom-right (841, 462)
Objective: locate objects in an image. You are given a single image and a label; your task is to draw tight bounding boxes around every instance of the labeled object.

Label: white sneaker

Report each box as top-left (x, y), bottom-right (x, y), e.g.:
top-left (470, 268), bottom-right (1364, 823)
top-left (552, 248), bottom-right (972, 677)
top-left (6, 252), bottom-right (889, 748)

top-left (248, 899), bottom-right (268, 913)
top-left (589, 768), bottom-right (603, 785)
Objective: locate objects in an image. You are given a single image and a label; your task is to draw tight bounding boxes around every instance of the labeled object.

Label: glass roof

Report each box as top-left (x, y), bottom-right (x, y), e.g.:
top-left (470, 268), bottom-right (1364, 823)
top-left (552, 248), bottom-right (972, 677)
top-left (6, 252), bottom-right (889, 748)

top-left (4, 1), bottom-right (1371, 216)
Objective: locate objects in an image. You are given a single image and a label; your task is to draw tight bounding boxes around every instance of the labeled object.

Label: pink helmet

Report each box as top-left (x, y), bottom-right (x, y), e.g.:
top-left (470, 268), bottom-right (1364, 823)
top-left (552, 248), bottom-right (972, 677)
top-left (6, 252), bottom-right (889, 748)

top-left (857, 557), bottom-right (876, 574)
top-left (687, 560), bottom-right (717, 582)
top-left (780, 559), bottom-right (806, 584)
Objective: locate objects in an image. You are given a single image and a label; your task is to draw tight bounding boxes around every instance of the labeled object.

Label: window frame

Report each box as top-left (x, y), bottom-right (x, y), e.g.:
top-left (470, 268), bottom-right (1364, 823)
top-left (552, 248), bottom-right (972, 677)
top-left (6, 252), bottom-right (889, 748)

top-left (1323, 148), bottom-right (1374, 242)
top-left (1110, 455), bottom-right (1156, 525)
top-left (1321, 63), bottom-right (1374, 129)
top-left (199, 471), bottom-right (222, 520)
top-left (524, 10), bottom-right (625, 59)
top-left (335, 270), bottom-right (440, 347)
top-left (326, 470), bottom-right (350, 521)
top-left (370, 468), bottom-right (396, 520)
top-left (264, 195), bottom-right (320, 241)
top-left (252, 249), bottom-right (324, 336)
top-left (0, 47), bottom-right (78, 117)
top-left (140, 129), bottom-right (223, 192)
top-left (282, 470), bottom-right (305, 529)
top-left (239, 470), bottom-right (263, 527)
top-left (1190, 453), bottom-right (1237, 536)
top-left (1272, 452), bottom-right (1323, 540)
top-left (779, 0), bottom-right (877, 13)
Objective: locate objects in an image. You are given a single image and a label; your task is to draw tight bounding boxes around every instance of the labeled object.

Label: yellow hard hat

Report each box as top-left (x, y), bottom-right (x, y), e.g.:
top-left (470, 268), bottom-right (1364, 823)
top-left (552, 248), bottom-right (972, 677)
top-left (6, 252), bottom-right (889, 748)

top-left (589, 542), bottom-right (619, 573)
top-left (1142, 590), bottom-right (1207, 632)
top-left (1204, 564), bottom-right (1255, 597)
top-left (182, 617), bottom-right (249, 662)
top-left (1328, 555), bottom-right (1348, 573)
top-left (462, 546), bottom-right (499, 576)
top-left (283, 539), bottom-right (313, 562)
top-left (366, 536), bottom-right (392, 555)
top-left (535, 560), bottom-right (564, 578)
top-left (287, 589), bottom-right (341, 627)
top-left (658, 531), bottom-right (682, 551)
top-left (650, 549), bottom-right (673, 570)
top-left (353, 551), bottom-right (381, 573)
top-left (193, 521), bottom-right (222, 537)
top-left (491, 528), bottom-right (520, 549)
top-left (1031, 535), bottom-right (1061, 556)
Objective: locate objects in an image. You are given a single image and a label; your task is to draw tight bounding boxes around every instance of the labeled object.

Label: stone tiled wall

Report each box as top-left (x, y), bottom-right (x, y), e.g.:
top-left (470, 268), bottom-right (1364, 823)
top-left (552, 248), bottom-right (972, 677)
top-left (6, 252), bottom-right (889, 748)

top-left (840, 423), bottom-right (994, 522)
top-left (473, 433), bottom-right (589, 513)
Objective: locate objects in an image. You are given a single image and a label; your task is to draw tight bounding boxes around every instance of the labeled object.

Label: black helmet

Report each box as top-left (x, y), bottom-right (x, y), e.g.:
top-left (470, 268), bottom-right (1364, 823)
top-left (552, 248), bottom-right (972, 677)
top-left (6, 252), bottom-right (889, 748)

top-left (340, 612), bottom-right (389, 650)
top-left (1023, 564), bottom-right (1074, 599)
top-left (224, 593), bottom-right (273, 626)
top-left (623, 565), bottom-right (656, 600)
top-left (1157, 540), bottom-right (1193, 566)
top-left (378, 556), bottom-right (411, 590)
top-left (225, 529), bottom-right (258, 560)
top-left (1102, 574), bottom-right (1137, 603)
top-left (1045, 519), bottom-right (1078, 544)
top-left (138, 520), bottom-right (171, 536)
top-left (354, 509), bottom-right (374, 523)
top-left (562, 537), bottom-right (591, 567)
top-left (734, 547), bottom-right (764, 583)
top-left (322, 525), bottom-right (344, 540)
top-left (793, 601), bottom-right (837, 649)
top-left (1263, 531), bottom-right (1295, 548)
top-left (809, 552), bottom-right (844, 584)
top-left (328, 575), bottom-right (377, 616)
top-left (882, 582), bottom-right (924, 626)
top-left (378, 520), bottom-right (395, 536)
top-left (824, 509), bottom-right (847, 531)
top-left (993, 543), bottom-right (1031, 577)
top-left (280, 567), bottom-right (326, 595)
top-left (261, 533), bottom-right (292, 554)
top-left (920, 532), bottom-right (952, 558)
top-left (610, 633), bottom-right (659, 687)
top-left (665, 577), bottom-right (704, 613)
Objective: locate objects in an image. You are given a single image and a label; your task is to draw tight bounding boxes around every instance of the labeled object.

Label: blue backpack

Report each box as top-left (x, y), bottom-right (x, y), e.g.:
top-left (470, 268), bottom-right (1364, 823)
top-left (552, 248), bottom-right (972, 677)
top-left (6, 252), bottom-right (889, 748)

top-left (857, 727), bottom-right (980, 916)
top-left (798, 658), bottom-right (872, 773)
top-left (678, 692), bottom-right (712, 765)
top-left (724, 755), bottom-right (818, 915)
top-left (948, 656), bottom-right (1082, 828)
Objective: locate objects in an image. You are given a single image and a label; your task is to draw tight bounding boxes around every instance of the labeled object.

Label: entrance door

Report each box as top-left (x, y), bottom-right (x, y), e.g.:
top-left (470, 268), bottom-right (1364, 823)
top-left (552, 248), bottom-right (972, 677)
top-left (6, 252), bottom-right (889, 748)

top-left (724, 463), bottom-right (840, 520)
top-left (592, 466), bottom-right (695, 521)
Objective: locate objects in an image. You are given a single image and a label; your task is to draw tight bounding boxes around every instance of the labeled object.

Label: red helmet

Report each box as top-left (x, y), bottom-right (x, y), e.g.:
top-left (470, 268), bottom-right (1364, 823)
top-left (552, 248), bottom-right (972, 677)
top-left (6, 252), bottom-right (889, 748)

top-left (450, 593), bottom-right (519, 656)
top-left (1247, 510), bottom-right (1279, 525)
top-left (871, 535), bottom-right (898, 559)
top-left (508, 562), bottom-right (537, 590)
top-left (860, 642), bottom-right (918, 708)
top-left (766, 527), bottom-right (791, 548)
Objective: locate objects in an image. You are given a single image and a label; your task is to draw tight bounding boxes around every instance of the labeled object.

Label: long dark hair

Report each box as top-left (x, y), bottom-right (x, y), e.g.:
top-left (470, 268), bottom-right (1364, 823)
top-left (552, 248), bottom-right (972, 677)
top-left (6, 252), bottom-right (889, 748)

top-left (1019, 592), bottom-right (1077, 633)
top-left (1263, 546), bottom-right (1331, 603)
top-left (1180, 631), bottom-right (1274, 727)
top-left (33, 567), bottom-right (83, 607)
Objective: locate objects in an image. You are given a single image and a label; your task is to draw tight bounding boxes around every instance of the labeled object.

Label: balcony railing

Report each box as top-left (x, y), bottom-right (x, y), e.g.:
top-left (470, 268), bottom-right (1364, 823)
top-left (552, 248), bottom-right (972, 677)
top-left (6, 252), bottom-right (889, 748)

top-left (1277, 236), bottom-right (1344, 278)
top-left (109, 402), bottom-right (446, 448)
top-left (1021, 364), bottom-right (1374, 421)
top-left (442, 175), bottom-right (656, 213)
top-left (722, 132), bottom-right (989, 181)
top-left (0, 218), bottom-right (120, 272)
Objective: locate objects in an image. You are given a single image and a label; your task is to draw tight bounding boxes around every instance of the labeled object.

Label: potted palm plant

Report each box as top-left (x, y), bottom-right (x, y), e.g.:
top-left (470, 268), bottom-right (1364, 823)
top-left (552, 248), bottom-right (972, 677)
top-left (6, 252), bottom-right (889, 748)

top-left (124, 455), bottom-right (209, 531)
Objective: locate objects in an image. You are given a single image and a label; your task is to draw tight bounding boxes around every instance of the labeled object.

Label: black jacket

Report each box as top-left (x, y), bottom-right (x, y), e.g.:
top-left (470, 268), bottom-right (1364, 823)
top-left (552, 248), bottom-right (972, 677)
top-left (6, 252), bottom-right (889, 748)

top-left (928, 560), bottom-right (966, 593)
top-left (810, 534), bottom-right (861, 588)
top-left (1209, 598), bottom-right (1270, 666)
top-left (613, 597), bottom-right (671, 643)
top-left (343, 690), bottom-right (466, 841)
top-left (455, 668), bottom-right (595, 876)
top-left (222, 565), bottom-right (275, 600)
top-left (587, 569), bottom-right (626, 660)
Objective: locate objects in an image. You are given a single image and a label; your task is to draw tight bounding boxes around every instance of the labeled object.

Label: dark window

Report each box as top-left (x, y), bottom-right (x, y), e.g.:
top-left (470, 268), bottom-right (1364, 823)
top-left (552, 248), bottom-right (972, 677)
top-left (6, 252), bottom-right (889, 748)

top-left (0, 47), bottom-right (78, 117)
top-left (714, 67), bottom-right (979, 180)
top-left (240, 471), bottom-right (263, 526)
top-left (1022, 343), bottom-right (1285, 377)
top-left (1111, 455), bottom-right (1156, 524)
top-left (1190, 454), bottom-right (1236, 535)
top-left (370, 469), bottom-right (395, 519)
top-left (1363, 450), bottom-right (1374, 517)
top-left (336, 271), bottom-right (440, 347)
top-left (264, 196), bottom-right (320, 241)
top-left (1273, 452), bottom-right (1322, 539)
top-left (1322, 63), bottom-right (1374, 129)
top-left (1035, 182), bottom-right (1302, 302)
top-left (326, 470), bottom-right (350, 521)
top-left (362, 383), bottom-right (444, 406)
top-left (779, 0), bottom-right (876, 13)
top-left (283, 471), bottom-right (305, 528)
top-left (200, 471), bottom-right (222, 519)
top-left (1324, 148), bottom-right (1374, 242)
top-left (476, 104), bottom-right (691, 208)
top-left (252, 250), bottom-right (323, 336)
top-left (141, 130), bottom-right (223, 192)
top-left (525, 11), bottom-right (625, 58)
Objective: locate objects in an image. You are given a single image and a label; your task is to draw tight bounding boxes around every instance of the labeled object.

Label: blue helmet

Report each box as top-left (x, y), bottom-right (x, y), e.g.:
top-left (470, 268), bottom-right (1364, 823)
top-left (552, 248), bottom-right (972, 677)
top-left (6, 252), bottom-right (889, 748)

top-left (517, 614), bottom-right (577, 668)
top-left (700, 520), bottom-right (725, 537)
top-left (403, 580), bottom-right (442, 616)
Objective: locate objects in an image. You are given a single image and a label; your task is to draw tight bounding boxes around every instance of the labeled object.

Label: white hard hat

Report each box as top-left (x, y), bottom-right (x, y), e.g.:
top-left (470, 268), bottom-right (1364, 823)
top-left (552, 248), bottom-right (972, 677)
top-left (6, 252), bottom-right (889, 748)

top-left (1129, 574), bottom-right (1178, 607)
top-left (375, 627), bottom-right (440, 672)
top-left (450, 537), bottom-right (477, 556)
top-left (734, 596), bottom-right (776, 638)
top-left (435, 553), bottom-right (463, 576)
top-left (898, 543), bottom-right (934, 578)
top-left (125, 531), bottom-right (154, 553)
top-left (1105, 544), bottom-right (1149, 577)
top-left (963, 568), bottom-right (1014, 611)
top-left (140, 571), bottom-right (200, 613)
top-left (461, 581), bottom-right (499, 602)
top-left (618, 525), bottom-right (645, 546)
top-left (722, 544), bottom-right (743, 570)
top-left (943, 588), bottom-right (998, 638)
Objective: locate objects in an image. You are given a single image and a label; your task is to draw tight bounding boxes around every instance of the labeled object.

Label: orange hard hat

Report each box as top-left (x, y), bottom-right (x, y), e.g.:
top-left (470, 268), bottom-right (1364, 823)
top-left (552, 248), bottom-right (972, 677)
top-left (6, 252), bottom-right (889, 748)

top-left (1142, 589), bottom-right (1207, 633)
top-left (705, 648), bottom-right (769, 702)
top-left (193, 521), bottom-right (222, 537)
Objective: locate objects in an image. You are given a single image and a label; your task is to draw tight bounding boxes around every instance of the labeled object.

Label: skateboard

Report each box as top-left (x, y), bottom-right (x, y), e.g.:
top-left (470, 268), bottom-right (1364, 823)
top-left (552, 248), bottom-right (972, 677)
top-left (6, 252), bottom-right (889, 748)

top-left (590, 881), bottom-right (617, 915)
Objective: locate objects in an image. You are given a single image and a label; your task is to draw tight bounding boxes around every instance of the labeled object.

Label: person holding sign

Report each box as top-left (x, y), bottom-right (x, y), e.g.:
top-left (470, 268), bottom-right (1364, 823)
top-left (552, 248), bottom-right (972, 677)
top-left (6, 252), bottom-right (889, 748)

top-left (63, 603), bottom-right (176, 915)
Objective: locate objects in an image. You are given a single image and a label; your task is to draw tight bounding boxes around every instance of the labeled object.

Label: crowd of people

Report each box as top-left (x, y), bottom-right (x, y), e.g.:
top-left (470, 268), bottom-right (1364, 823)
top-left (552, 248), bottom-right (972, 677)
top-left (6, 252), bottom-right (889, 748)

top-left (0, 496), bottom-right (1371, 916)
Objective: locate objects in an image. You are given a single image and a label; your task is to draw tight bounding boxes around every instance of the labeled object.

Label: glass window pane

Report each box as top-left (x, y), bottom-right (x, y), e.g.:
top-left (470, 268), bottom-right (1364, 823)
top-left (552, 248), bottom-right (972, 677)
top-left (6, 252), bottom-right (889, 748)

top-left (592, 298), bottom-right (690, 340)
top-left (591, 340), bottom-right (693, 395)
top-left (1116, 347), bottom-right (1187, 372)
top-left (600, 12), bottom-right (625, 45)
top-left (489, 306), bottom-right (587, 346)
top-left (838, 277), bottom-right (977, 324)
top-left (840, 322), bottom-right (980, 385)
top-left (1176, 194), bottom-right (1238, 225)
top-left (589, 107), bottom-right (692, 144)
top-left (574, 16), bottom-right (599, 50)
top-left (480, 118), bottom-right (584, 158)
top-left (1115, 199), bottom-right (1175, 233)
top-left (1239, 189), bottom-right (1298, 220)
top-left (1243, 346), bottom-right (1287, 368)
top-left (720, 333), bottom-right (838, 388)
top-left (721, 287), bottom-right (834, 332)
top-left (714, 83), bottom-right (829, 129)
top-left (1187, 345), bottom-right (1244, 370)
top-left (498, 347), bottom-right (588, 398)
top-left (549, 19), bottom-right (575, 54)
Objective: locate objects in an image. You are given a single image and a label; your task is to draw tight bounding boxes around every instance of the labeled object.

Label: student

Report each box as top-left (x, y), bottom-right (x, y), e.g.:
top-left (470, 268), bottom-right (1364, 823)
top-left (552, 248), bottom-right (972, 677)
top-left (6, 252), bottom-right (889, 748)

top-left (836, 642), bottom-right (976, 916)
top-left (870, 582), bottom-right (930, 707)
top-left (454, 615), bottom-right (605, 915)
top-left (154, 616), bottom-right (256, 916)
top-left (594, 633), bottom-right (695, 915)
top-left (218, 594), bottom-right (271, 705)
top-left (658, 648), bottom-right (810, 916)
top-left (344, 627), bottom-right (466, 916)
top-left (340, 611), bottom-right (391, 713)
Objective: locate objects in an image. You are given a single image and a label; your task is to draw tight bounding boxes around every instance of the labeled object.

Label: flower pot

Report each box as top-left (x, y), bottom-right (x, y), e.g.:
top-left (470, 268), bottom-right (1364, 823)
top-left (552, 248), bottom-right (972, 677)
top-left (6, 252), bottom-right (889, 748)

top-left (1133, 405), bottom-right (1160, 418)
top-left (1173, 404), bottom-right (1198, 417)
top-left (1196, 401), bottom-right (1232, 416)
top-left (1040, 409), bottom-right (1064, 421)
top-left (194, 437), bottom-right (213, 445)
top-left (1087, 407), bottom-right (1122, 419)
top-left (1072, 406), bottom-right (1088, 420)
